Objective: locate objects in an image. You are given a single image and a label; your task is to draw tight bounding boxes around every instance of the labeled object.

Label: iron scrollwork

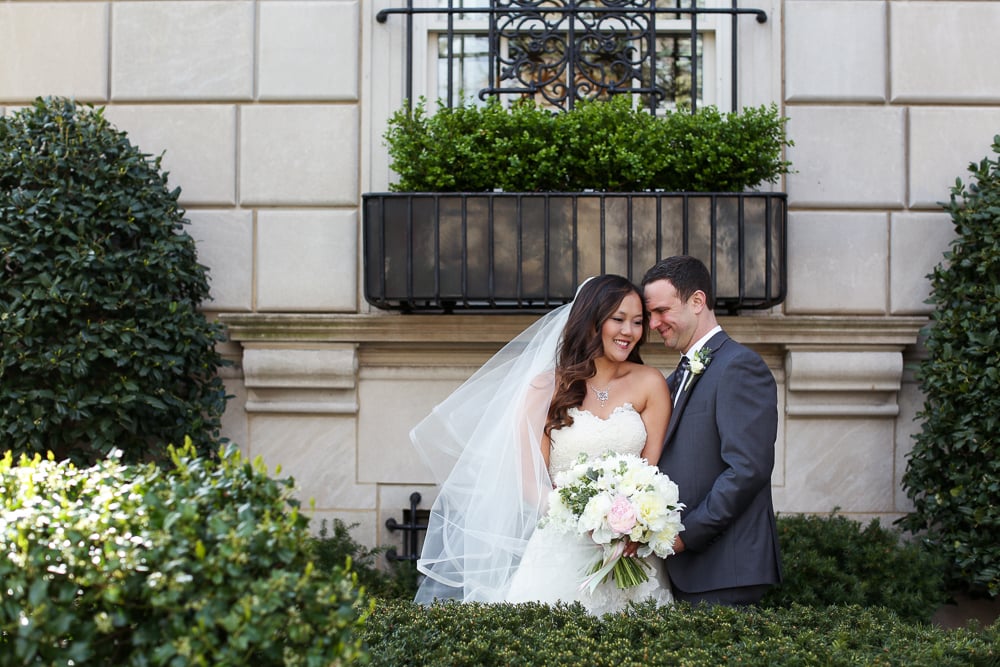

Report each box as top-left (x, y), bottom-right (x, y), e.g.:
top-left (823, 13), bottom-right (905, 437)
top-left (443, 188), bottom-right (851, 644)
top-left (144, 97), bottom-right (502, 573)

top-left (376, 0), bottom-right (768, 113)
top-left (487, 0), bottom-right (661, 110)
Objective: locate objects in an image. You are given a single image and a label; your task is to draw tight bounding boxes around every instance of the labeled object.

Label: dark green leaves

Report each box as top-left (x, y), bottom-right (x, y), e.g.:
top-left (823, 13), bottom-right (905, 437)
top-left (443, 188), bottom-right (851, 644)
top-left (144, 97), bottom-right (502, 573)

top-left (0, 97), bottom-right (228, 465)
top-left (900, 134), bottom-right (1000, 598)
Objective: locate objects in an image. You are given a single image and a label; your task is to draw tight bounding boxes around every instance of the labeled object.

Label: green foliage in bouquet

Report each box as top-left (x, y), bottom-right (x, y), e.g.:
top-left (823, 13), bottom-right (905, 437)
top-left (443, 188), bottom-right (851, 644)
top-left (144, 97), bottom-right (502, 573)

top-left (0, 443), bottom-right (371, 666)
top-left (0, 97), bottom-right (228, 465)
top-left (761, 513), bottom-right (947, 623)
top-left (384, 96), bottom-right (792, 193)
top-left (900, 134), bottom-right (1000, 598)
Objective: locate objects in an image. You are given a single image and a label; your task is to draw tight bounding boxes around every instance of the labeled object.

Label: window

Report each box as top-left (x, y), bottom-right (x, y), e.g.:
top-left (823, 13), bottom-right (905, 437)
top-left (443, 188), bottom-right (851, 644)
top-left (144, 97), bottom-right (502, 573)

top-left (375, 0), bottom-right (766, 113)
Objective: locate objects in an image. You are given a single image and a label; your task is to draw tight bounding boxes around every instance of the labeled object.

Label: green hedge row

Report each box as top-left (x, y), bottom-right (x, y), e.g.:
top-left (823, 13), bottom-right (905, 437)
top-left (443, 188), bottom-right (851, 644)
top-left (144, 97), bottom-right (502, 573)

top-left (362, 598), bottom-right (998, 667)
top-left (384, 96), bottom-right (793, 193)
top-left (330, 511), bottom-right (948, 625)
top-left (0, 444), bottom-right (369, 666)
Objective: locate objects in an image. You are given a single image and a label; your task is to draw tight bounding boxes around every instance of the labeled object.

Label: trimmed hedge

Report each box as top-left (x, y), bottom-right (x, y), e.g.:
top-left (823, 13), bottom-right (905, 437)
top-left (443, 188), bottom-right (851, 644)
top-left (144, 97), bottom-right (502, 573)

top-left (0, 444), bottom-right (370, 666)
top-left (384, 96), bottom-right (792, 193)
top-left (362, 598), bottom-right (998, 666)
top-left (0, 97), bottom-right (228, 465)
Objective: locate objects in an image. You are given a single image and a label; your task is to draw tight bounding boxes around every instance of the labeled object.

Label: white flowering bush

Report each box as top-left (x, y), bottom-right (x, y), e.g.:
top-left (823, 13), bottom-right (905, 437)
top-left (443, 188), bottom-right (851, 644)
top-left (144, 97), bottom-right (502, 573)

top-left (0, 442), bottom-right (370, 666)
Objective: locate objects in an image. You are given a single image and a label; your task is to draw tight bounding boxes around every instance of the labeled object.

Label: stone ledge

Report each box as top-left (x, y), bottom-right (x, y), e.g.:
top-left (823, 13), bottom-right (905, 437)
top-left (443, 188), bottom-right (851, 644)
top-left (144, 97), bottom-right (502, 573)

top-left (221, 312), bottom-right (927, 347)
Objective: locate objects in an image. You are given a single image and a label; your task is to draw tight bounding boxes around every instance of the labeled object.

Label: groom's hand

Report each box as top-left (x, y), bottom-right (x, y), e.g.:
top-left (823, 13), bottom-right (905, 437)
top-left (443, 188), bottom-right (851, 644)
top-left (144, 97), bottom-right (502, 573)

top-left (622, 538), bottom-right (639, 558)
top-left (672, 535), bottom-right (685, 554)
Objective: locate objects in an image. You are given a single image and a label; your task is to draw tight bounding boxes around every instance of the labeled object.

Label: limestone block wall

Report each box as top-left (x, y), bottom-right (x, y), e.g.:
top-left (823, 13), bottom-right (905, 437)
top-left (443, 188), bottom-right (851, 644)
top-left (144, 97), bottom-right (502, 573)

top-left (778, 0), bottom-right (1000, 523)
top-left (2, 0), bottom-right (999, 554)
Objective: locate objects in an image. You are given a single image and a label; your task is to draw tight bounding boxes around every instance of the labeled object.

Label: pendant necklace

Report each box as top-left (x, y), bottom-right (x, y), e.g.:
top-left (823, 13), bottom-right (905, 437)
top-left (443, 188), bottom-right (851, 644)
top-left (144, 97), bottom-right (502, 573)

top-left (588, 382), bottom-right (610, 408)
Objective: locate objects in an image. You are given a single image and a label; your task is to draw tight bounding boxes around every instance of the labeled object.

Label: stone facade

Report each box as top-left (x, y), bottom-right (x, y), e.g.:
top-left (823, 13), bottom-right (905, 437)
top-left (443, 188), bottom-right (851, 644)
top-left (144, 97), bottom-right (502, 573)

top-left (3, 0), bottom-right (998, 555)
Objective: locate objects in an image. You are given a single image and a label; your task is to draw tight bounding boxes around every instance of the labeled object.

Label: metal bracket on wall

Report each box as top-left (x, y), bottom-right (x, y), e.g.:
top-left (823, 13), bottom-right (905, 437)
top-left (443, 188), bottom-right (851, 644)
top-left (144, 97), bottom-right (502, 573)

top-left (385, 492), bottom-right (429, 562)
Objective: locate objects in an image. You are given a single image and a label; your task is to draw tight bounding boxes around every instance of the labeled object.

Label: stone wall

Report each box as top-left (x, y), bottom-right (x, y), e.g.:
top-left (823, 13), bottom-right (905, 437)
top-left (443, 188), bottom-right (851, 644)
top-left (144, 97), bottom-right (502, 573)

top-left (3, 0), bottom-right (999, 553)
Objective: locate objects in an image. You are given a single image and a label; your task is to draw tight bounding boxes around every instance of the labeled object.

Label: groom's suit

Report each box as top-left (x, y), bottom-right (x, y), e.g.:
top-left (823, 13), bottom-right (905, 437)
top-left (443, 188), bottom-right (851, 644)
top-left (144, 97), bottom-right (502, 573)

top-left (658, 330), bottom-right (782, 600)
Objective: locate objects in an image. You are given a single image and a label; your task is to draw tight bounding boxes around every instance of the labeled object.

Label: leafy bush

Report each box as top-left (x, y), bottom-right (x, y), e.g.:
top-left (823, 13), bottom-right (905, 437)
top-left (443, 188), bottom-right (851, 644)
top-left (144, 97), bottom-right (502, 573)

top-left (899, 135), bottom-right (1000, 598)
top-left (384, 96), bottom-right (792, 193)
top-left (0, 443), bottom-right (371, 666)
top-left (0, 97), bottom-right (228, 465)
top-left (362, 598), bottom-right (998, 666)
top-left (762, 513), bottom-right (948, 623)
top-left (310, 519), bottom-right (419, 601)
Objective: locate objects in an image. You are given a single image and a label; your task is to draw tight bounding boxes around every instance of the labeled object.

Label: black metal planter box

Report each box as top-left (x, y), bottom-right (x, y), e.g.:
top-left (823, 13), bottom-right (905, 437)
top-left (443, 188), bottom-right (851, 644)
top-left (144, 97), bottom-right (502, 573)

top-left (363, 192), bottom-right (787, 314)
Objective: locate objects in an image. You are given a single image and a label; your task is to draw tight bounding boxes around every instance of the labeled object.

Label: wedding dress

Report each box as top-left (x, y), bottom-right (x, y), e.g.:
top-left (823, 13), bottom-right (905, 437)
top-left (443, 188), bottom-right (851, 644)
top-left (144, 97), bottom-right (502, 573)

top-left (505, 403), bottom-right (674, 614)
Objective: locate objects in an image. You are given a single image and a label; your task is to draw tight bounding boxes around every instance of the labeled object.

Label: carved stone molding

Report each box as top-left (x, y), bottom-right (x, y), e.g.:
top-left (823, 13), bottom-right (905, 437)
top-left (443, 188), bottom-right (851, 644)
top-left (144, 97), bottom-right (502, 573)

top-left (222, 313), bottom-right (926, 417)
top-left (241, 346), bottom-right (358, 414)
top-left (785, 349), bottom-right (905, 418)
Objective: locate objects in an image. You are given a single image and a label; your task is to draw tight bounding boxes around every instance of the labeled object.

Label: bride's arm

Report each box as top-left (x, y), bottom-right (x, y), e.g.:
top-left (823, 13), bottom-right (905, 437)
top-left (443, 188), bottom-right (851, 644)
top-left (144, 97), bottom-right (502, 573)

top-left (516, 372), bottom-right (556, 508)
top-left (639, 366), bottom-right (672, 464)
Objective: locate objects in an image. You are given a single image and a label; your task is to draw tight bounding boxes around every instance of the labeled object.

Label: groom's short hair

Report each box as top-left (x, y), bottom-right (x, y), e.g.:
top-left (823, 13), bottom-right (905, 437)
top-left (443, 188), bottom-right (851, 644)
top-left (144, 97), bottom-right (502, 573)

top-left (641, 255), bottom-right (715, 309)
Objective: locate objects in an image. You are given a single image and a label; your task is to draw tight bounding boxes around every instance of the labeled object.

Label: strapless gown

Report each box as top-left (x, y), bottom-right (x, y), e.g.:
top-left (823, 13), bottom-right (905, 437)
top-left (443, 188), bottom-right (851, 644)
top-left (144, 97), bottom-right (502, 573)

top-left (505, 403), bottom-right (674, 615)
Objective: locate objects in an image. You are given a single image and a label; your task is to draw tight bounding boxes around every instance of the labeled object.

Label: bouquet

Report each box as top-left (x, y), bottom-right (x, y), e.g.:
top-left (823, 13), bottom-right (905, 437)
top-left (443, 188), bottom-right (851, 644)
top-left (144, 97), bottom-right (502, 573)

top-left (544, 451), bottom-right (684, 592)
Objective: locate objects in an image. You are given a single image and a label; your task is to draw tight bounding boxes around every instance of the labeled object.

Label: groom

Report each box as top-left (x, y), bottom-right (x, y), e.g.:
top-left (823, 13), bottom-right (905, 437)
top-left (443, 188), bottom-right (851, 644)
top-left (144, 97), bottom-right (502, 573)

top-left (642, 256), bottom-right (782, 606)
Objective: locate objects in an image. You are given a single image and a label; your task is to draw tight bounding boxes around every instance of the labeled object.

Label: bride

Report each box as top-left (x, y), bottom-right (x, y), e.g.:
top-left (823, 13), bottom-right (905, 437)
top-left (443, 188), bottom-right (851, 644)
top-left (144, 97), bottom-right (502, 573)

top-left (411, 275), bottom-right (675, 614)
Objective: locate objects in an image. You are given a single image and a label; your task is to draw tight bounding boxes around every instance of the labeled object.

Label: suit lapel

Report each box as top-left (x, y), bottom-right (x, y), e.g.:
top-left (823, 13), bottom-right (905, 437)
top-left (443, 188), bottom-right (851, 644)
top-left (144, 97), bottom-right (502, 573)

top-left (663, 331), bottom-right (729, 445)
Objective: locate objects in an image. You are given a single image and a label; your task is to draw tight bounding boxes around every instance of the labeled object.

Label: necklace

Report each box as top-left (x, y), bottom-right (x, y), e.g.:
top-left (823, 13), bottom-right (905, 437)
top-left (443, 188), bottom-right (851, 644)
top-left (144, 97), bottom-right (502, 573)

top-left (588, 382), bottom-right (610, 407)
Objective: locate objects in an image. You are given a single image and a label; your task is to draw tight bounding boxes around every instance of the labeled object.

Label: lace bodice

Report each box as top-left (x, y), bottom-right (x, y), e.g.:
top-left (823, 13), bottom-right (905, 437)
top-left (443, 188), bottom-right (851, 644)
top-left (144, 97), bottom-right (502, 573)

top-left (548, 403), bottom-right (647, 476)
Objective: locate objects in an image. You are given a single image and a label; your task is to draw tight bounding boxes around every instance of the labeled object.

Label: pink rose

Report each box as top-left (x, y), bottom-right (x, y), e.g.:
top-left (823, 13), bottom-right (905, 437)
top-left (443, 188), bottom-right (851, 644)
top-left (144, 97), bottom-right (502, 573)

top-left (606, 495), bottom-right (637, 534)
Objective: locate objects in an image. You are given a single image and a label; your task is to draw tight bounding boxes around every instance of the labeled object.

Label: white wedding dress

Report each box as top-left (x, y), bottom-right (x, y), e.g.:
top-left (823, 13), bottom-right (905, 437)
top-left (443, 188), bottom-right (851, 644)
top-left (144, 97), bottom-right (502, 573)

top-left (505, 403), bottom-right (674, 615)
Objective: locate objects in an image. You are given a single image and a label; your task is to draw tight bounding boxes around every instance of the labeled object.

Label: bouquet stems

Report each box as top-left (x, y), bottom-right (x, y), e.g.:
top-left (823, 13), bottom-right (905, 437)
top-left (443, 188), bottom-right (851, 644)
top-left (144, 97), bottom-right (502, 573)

top-left (580, 542), bottom-right (652, 592)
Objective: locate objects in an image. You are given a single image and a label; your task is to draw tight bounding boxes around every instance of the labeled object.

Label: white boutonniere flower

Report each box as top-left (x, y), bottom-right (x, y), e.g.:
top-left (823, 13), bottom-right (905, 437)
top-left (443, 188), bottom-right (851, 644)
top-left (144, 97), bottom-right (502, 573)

top-left (683, 347), bottom-right (713, 392)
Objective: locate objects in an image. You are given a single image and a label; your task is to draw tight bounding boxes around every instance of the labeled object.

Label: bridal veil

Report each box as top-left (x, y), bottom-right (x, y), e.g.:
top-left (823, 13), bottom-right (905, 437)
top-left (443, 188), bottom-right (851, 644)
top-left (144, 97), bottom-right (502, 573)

top-left (410, 296), bottom-right (580, 603)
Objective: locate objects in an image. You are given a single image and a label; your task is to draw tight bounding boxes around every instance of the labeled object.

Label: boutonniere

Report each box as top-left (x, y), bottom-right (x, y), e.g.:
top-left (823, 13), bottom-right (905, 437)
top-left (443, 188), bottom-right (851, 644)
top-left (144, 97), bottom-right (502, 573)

top-left (683, 347), bottom-right (713, 391)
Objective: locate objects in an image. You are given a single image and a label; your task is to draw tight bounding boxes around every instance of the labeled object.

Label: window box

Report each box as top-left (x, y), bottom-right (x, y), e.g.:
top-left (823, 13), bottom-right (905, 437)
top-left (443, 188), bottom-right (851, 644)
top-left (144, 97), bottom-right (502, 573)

top-left (363, 191), bottom-right (786, 313)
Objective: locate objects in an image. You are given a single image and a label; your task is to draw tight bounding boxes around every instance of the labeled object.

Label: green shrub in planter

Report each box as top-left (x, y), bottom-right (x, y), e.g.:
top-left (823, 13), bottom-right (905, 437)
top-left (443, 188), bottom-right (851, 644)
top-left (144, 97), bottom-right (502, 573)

top-left (384, 95), bottom-right (792, 193)
top-left (900, 135), bottom-right (1000, 598)
top-left (0, 443), bottom-right (371, 666)
top-left (761, 513), bottom-right (948, 623)
top-left (0, 97), bottom-right (228, 465)
top-left (362, 598), bottom-right (998, 666)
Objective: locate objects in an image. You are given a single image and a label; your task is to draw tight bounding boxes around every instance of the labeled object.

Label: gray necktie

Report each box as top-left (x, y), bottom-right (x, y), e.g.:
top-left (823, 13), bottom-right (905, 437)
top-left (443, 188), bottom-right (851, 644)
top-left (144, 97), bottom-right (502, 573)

top-left (670, 356), bottom-right (690, 405)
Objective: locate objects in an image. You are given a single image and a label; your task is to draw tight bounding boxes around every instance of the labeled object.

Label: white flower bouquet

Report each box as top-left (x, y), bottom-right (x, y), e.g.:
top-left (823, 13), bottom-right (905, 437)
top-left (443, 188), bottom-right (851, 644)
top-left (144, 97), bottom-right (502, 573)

top-left (544, 452), bottom-right (685, 592)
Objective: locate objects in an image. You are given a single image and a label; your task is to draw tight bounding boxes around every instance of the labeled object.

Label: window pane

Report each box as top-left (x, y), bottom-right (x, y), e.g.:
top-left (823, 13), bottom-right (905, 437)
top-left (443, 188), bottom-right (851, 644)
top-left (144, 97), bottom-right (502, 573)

top-left (648, 34), bottom-right (702, 111)
top-left (436, 32), bottom-right (703, 110)
top-left (437, 34), bottom-right (490, 104)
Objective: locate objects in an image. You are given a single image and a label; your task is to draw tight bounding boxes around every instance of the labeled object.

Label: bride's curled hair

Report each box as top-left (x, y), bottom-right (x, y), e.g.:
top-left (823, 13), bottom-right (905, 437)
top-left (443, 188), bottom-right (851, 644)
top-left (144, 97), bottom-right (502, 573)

top-left (545, 274), bottom-right (646, 436)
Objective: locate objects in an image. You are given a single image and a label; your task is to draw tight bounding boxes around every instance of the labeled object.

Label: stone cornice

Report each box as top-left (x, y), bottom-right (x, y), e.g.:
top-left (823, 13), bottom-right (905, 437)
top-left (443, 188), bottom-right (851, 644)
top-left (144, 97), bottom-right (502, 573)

top-left (220, 312), bottom-right (928, 347)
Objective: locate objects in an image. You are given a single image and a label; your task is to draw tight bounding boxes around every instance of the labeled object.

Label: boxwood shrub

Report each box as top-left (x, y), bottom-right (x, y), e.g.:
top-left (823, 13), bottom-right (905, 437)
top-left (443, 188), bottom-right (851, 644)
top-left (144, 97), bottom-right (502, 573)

top-left (0, 443), bottom-right (370, 666)
top-left (0, 97), bottom-right (228, 465)
top-left (762, 513), bottom-right (948, 623)
top-left (384, 95), bottom-right (792, 193)
top-left (362, 598), bottom-right (998, 666)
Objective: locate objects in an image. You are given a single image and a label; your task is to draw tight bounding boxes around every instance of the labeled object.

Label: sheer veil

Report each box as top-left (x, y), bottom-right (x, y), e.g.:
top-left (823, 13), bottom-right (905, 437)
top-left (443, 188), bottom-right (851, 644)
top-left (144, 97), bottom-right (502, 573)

top-left (411, 296), bottom-right (581, 603)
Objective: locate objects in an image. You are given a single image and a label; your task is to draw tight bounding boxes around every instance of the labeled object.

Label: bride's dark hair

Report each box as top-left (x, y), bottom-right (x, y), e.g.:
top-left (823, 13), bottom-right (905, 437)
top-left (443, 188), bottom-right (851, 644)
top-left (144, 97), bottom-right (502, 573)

top-left (545, 275), bottom-right (646, 436)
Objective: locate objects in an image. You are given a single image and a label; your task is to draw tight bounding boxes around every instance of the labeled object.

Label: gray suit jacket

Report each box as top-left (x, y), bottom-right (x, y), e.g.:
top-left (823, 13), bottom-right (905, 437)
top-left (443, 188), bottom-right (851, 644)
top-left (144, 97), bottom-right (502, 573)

top-left (658, 331), bottom-right (782, 594)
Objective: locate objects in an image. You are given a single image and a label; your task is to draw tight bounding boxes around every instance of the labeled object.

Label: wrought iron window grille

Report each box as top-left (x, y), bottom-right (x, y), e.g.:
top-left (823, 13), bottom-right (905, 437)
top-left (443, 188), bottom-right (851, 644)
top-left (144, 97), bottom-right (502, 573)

top-left (375, 0), bottom-right (769, 113)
